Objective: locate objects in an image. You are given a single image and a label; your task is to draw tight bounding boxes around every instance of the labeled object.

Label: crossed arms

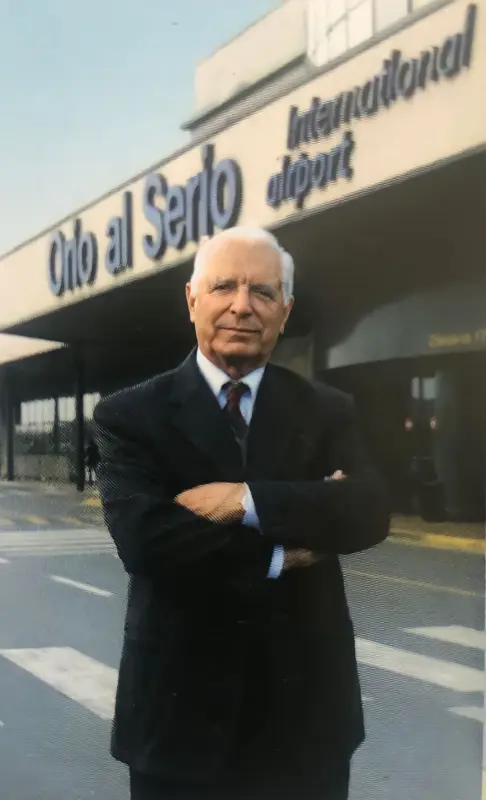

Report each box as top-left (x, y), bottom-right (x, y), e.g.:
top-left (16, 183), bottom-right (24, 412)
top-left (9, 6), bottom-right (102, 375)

top-left (93, 393), bottom-right (389, 582)
top-left (175, 475), bottom-right (346, 573)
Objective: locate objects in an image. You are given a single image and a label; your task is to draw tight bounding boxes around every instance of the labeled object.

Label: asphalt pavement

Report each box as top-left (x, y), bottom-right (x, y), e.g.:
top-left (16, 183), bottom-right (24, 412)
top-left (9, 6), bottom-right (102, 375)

top-left (0, 482), bottom-right (102, 533)
top-left (0, 482), bottom-right (483, 800)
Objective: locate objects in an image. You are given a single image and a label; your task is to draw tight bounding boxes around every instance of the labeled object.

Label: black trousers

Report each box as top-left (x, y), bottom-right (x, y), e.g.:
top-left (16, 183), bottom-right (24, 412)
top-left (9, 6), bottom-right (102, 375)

top-left (129, 760), bottom-right (350, 800)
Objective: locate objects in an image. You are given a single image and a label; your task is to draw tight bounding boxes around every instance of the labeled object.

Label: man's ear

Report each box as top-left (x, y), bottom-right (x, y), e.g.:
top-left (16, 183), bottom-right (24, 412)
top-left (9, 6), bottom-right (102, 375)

top-left (186, 282), bottom-right (196, 323)
top-left (281, 296), bottom-right (294, 331)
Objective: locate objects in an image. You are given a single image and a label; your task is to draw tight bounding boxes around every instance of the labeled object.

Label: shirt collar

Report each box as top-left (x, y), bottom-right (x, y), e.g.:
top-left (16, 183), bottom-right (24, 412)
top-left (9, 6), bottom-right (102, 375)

top-left (196, 348), bottom-right (265, 400)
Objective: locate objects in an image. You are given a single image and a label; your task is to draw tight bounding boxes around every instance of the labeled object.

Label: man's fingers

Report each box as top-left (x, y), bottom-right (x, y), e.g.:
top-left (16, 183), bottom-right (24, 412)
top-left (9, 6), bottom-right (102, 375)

top-left (176, 483), bottom-right (231, 507)
top-left (323, 470), bottom-right (346, 482)
top-left (283, 548), bottom-right (323, 571)
top-left (175, 483), bottom-right (244, 523)
top-left (331, 470), bottom-right (346, 480)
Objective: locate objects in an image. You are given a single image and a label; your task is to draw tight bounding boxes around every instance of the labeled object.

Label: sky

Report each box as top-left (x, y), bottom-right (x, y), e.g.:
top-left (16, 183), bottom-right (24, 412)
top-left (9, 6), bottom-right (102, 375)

top-left (0, 0), bottom-right (279, 255)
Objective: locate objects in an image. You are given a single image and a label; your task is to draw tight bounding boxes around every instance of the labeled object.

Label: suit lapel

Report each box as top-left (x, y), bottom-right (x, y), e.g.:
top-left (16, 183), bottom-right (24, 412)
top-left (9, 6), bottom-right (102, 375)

top-left (245, 365), bottom-right (302, 480)
top-left (165, 351), bottom-right (315, 482)
top-left (167, 350), bottom-right (243, 480)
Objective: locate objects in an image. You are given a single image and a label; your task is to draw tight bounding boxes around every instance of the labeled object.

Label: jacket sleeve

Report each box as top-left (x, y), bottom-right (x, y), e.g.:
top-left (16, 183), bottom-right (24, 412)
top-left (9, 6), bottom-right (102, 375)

top-left (93, 398), bottom-right (275, 586)
top-left (247, 394), bottom-right (390, 554)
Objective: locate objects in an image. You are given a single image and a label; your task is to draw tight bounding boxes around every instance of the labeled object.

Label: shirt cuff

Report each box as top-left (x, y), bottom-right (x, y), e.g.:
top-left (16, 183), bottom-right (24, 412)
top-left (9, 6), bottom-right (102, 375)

top-left (242, 486), bottom-right (283, 579)
top-left (267, 545), bottom-right (285, 579)
top-left (242, 484), bottom-right (260, 529)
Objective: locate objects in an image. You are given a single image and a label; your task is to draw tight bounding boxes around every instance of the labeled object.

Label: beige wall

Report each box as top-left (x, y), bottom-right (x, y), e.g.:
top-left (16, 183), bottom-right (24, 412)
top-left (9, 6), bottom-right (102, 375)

top-left (194, 0), bottom-right (442, 117)
top-left (186, 59), bottom-right (310, 142)
top-left (0, 0), bottom-right (483, 344)
top-left (414, 0), bottom-right (439, 8)
top-left (0, 334), bottom-right (61, 366)
top-left (193, 0), bottom-right (307, 114)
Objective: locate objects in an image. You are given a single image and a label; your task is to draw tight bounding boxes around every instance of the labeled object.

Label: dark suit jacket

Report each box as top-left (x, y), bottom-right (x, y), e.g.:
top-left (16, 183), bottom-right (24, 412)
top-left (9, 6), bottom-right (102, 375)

top-left (93, 349), bottom-right (389, 782)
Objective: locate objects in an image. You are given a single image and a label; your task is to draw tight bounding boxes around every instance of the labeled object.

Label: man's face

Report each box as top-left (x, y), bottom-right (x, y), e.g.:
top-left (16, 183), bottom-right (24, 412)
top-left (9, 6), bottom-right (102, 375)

top-left (186, 237), bottom-right (293, 373)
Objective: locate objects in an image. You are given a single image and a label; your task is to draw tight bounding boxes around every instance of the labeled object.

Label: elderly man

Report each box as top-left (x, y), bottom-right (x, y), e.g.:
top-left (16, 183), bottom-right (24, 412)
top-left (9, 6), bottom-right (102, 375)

top-left (94, 226), bottom-right (389, 800)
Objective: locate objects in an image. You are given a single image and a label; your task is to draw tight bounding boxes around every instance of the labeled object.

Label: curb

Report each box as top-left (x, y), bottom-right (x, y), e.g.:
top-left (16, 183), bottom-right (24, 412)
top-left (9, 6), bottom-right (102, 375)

top-left (389, 527), bottom-right (485, 555)
top-left (82, 497), bottom-right (102, 508)
top-left (77, 501), bottom-right (485, 555)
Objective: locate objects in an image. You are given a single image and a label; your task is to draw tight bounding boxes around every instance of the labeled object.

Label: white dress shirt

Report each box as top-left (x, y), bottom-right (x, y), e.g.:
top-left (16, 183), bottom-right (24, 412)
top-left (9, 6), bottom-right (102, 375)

top-left (196, 349), bottom-right (284, 579)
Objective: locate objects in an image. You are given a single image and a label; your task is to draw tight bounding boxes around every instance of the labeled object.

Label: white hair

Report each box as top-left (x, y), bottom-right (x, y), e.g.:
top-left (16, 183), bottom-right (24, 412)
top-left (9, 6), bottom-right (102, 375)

top-left (190, 226), bottom-right (295, 305)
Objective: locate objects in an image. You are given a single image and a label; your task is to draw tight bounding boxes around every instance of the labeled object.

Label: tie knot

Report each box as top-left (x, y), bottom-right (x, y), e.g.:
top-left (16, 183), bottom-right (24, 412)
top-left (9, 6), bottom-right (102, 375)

top-left (224, 381), bottom-right (249, 410)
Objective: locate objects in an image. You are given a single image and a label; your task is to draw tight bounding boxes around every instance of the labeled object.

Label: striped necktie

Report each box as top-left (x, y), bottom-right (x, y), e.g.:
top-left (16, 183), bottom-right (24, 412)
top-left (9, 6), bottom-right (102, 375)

top-left (223, 381), bottom-right (249, 442)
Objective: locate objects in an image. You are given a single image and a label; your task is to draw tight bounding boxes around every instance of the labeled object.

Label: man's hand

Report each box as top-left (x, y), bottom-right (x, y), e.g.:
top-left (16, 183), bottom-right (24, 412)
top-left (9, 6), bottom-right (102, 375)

top-left (282, 548), bottom-right (323, 571)
top-left (327, 470), bottom-right (346, 481)
top-left (283, 470), bottom-right (346, 572)
top-left (175, 471), bottom-right (346, 560)
top-left (175, 482), bottom-right (245, 524)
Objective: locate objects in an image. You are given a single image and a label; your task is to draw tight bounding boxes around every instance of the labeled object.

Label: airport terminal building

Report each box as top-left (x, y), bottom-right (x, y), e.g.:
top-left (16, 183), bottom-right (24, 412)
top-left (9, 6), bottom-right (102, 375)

top-left (0, 0), bottom-right (484, 521)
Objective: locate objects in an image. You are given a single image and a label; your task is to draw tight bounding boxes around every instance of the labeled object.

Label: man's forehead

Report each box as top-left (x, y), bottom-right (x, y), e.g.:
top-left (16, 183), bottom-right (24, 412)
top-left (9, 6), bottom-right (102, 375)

top-left (202, 237), bottom-right (281, 279)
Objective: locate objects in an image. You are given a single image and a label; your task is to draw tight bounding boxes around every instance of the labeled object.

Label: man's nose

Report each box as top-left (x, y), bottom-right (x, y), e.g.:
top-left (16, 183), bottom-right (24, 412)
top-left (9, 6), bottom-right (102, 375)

top-left (230, 285), bottom-right (252, 315)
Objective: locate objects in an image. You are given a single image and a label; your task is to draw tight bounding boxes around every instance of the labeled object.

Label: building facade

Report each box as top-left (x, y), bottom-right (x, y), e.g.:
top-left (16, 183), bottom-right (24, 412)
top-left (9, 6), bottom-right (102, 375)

top-left (0, 0), bottom-right (484, 520)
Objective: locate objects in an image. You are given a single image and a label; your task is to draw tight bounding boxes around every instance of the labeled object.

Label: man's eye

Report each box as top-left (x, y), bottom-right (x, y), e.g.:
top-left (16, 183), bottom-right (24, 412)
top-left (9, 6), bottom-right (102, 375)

top-left (252, 287), bottom-right (274, 300)
top-left (212, 283), bottom-right (233, 292)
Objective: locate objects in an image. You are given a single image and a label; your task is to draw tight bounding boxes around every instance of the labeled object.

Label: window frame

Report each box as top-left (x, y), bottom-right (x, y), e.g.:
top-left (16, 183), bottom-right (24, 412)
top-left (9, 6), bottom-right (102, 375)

top-left (307, 0), bottom-right (427, 68)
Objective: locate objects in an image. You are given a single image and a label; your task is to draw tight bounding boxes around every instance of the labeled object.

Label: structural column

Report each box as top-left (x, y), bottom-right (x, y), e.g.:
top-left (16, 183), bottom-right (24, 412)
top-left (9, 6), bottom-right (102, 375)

top-left (434, 370), bottom-right (460, 518)
top-left (434, 367), bottom-right (483, 521)
top-left (52, 397), bottom-right (60, 454)
top-left (0, 368), bottom-right (16, 482)
top-left (73, 350), bottom-right (85, 493)
top-left (5, 392), bottom-right (14, 482)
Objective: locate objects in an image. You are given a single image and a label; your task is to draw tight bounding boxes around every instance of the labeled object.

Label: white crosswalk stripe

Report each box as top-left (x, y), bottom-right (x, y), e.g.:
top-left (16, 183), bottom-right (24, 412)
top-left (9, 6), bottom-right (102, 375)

top-left (450, 705), bottom-right (485, 722)
top-left (50, 575), bottom-right (114, 597)
top-left (0, 647), bottom-right (117, 720)
top-left (0, 626), bottom-right (483, 727)
top-left (0, 528), bottom-right (116, 557)
top-left (356, 637), bottom-right (483, 692)
top-left (356, 624), bottom-right (485, 721)
top-left (404, 625), bottom-right (486, 650)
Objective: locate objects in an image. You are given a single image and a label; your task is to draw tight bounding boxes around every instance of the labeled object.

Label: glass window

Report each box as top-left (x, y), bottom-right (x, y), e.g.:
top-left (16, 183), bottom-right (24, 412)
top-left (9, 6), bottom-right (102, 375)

top-left (348, 0), bottom-right (373, 48)
top-left (66, 397), bottom-right (75, 422)
top-left (328, 0), bottom-right (347, 25)
top-left (20, 402), bottom-right (30, 427)
top-left (42, 399), bottom-right (55, 428)
top-left (59, 397), bottom-right (67, 423)
top-left (308, 0), bottom-right (330, 66)
top-left (411, 375), bottom-right (437, 401)
top-left (32, 401), bottom-right (39, 427)
top-left (84, 392), bottom-right (100, 420)
top-left (374, 0), bottom-right (409, 32)
top-left (307, 0), bottom-right (415, 67)
top-left (59, 396), bottom-right (75, 423)
top-left (422, 376), bottom-right (437, 401)
top-left (328, 18), bottom-right (348, 59)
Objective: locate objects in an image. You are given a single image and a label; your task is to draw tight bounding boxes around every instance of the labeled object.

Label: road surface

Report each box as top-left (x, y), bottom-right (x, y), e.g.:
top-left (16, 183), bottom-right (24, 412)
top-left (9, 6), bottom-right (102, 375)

top-left (0, 484), bottom-right (482, 799)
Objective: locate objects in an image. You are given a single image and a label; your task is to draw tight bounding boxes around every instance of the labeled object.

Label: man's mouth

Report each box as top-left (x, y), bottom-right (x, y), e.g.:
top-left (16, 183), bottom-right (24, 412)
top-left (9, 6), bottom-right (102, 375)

top-left (218, 326), bottom-right (260, 334)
